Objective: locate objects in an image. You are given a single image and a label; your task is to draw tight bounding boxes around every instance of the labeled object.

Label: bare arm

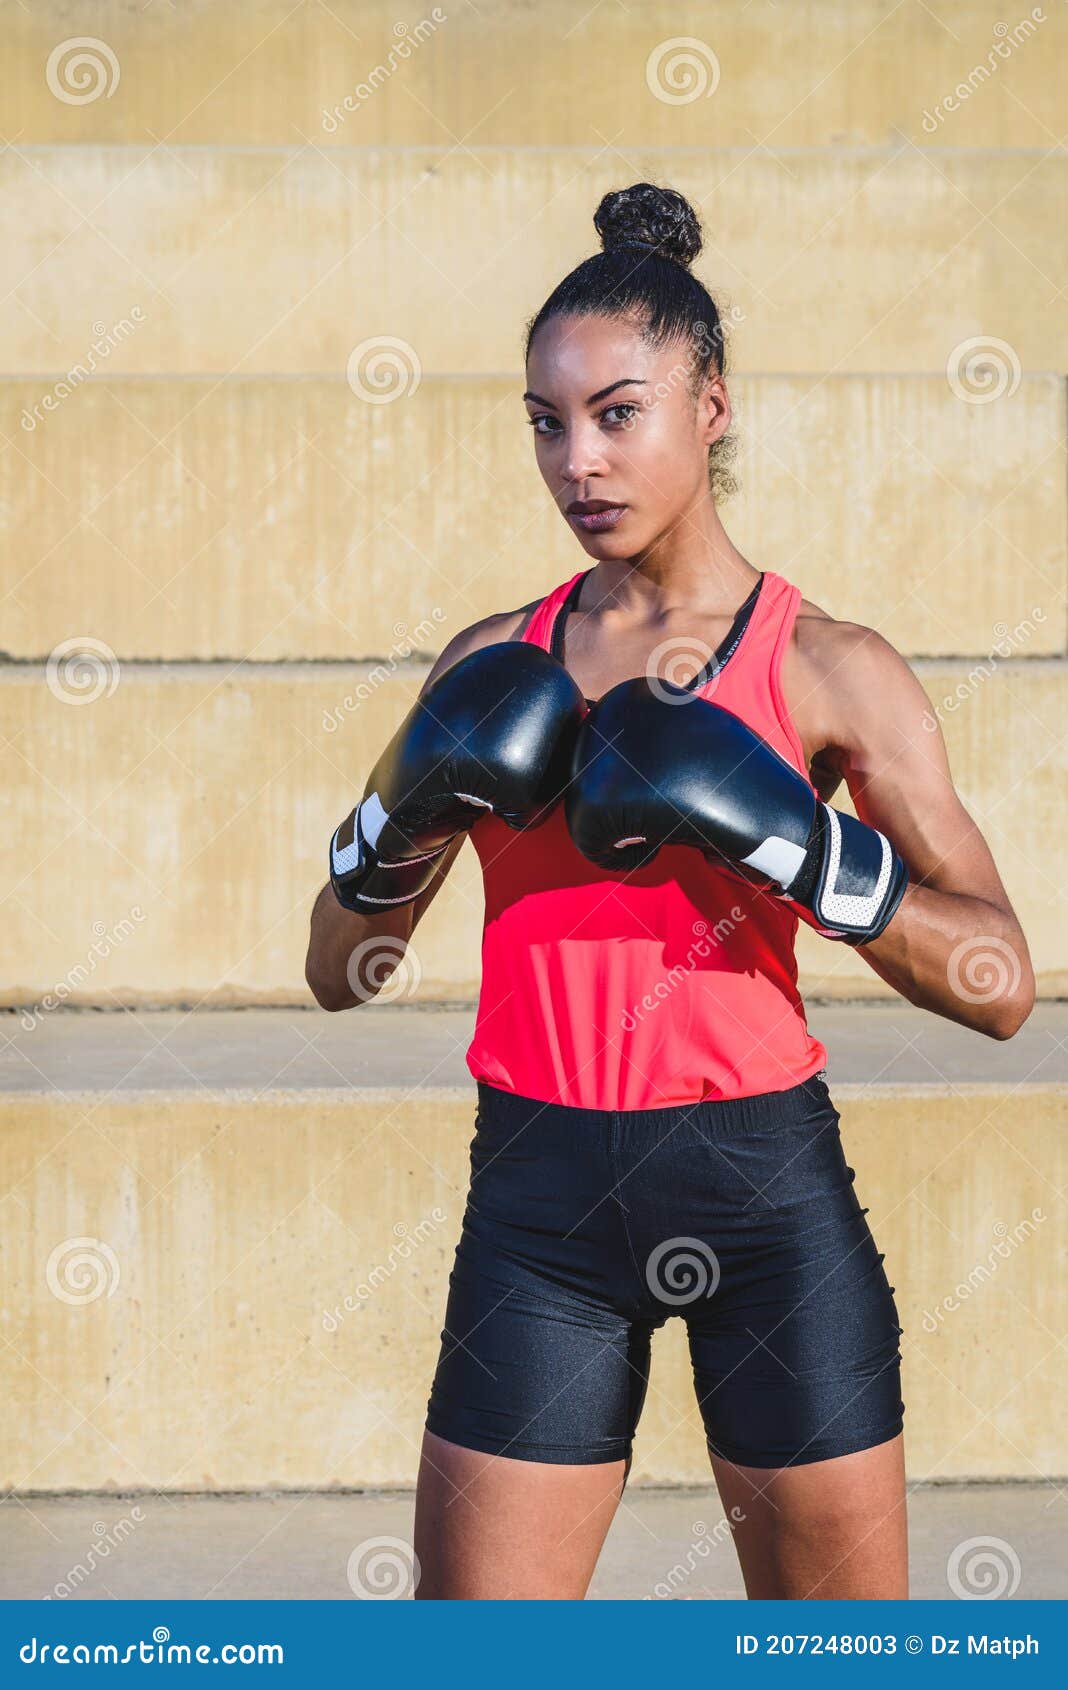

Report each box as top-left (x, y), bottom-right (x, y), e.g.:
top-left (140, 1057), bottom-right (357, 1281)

top-left (810, 624), bottom-right (1034, 1039)
top-left (304, 833), bottom-right (467, 1011)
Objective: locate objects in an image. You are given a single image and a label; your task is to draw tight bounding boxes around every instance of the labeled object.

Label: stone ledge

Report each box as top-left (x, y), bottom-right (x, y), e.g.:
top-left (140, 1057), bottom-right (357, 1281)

top-left (2, 1003), bottom-right (1065, 1095)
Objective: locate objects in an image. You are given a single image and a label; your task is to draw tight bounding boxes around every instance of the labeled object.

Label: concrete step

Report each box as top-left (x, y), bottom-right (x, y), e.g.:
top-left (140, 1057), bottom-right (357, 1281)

top-left (2, 148), bottom-right (1066, 376)
top-left (0, 1484), bottom-right (1062, 1600)
top-left (3, 374), bottom-right (1062, 663)
top-left (3, 1003), bottom-right (1067, 1096)
top-left (2, 658), bottom-right (1065, 1006)
top-left (0, 1006), bottom-right (1064, 1491)
top-left (5, 1), bottom-right (1062, 150)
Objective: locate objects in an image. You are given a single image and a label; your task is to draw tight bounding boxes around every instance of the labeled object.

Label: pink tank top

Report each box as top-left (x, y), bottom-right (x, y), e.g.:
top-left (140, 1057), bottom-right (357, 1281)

top-left (464, 568), bottom-right (829, 1110)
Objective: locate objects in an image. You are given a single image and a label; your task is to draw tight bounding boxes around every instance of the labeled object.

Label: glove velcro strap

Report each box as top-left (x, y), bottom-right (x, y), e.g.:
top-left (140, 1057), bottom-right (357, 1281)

top-left (330, 803), bottom-right (447, 914)
top-left (811, 806), bottom-right (907, 942)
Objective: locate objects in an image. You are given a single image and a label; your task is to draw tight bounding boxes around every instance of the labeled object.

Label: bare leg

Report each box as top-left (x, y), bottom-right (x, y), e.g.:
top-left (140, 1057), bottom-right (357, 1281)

top-left (413, 1429), bottom-right (630, 1599)
top-left (710, 1433), bottom-right (908, 1599)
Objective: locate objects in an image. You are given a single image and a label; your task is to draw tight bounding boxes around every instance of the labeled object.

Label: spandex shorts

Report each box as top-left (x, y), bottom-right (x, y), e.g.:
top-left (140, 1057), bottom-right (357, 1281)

top-left (425, 1075), bottom-right (904, 1469)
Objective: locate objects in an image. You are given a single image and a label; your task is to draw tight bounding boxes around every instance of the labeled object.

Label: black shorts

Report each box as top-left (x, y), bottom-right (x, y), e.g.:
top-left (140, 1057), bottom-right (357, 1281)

top-left (425, 1075), bottom-right (904, 1468)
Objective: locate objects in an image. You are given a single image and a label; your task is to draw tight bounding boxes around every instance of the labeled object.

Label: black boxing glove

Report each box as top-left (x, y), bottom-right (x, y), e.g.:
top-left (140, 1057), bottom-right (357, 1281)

top-left (330, 642), bottom-right (586, 914)
top-left (565, 678), bottom-right (908, 946)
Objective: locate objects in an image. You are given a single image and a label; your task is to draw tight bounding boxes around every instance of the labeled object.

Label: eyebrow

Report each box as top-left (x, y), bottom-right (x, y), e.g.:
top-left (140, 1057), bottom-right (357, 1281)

top-left (522, 378), bottom-right (648, 409)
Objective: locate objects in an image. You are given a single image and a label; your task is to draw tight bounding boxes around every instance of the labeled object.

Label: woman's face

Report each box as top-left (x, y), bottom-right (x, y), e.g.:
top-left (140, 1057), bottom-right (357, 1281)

top-left (523, 312), bottom-right (729, 558)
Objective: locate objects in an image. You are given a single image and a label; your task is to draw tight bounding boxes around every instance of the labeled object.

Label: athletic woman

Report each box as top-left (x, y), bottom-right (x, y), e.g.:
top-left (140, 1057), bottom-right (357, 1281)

top-left (306, 183), bottom-right (1034, 1600)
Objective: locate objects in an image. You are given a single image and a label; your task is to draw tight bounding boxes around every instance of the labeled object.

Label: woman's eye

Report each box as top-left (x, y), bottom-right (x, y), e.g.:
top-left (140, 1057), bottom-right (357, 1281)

top-left (523, 403), bottom-right (635, 436)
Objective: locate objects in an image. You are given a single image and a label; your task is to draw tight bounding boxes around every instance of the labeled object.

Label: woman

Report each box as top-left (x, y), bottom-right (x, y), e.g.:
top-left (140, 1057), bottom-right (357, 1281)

top-left (306, 183), bottom-right (1033, 1599)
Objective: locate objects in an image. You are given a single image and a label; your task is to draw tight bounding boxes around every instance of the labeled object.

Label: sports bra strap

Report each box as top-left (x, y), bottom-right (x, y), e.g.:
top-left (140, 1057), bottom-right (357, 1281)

top-left (549, 568), bottom-right (766, 692)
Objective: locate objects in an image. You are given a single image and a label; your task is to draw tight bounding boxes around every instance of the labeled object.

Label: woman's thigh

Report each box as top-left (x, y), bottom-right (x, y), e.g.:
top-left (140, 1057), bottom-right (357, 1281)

top-left (414, 1430), bottom-right (630, 1599)
top-left (416, 1090), bottom-right (652, 1596)
top-left (682, 1083), bottom-right (905, 1477)
top-left (710, 1433), bottom-right (908, 1599)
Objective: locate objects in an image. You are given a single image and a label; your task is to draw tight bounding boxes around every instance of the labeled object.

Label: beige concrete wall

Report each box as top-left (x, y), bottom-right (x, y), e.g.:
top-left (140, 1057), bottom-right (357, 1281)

top-left (2, 2), bottom-right (1064, 1491)
top-left (4, 2), bottom-right (1062, 148)
top-left (3, 658), bottom-right (1065, 1010)
top-left (2, 1086), bottom-right (1061, 1489)
top-left (2, 148), bottom-right (1066, 377)
top-left (3, 374), bottom-right (1063, 661)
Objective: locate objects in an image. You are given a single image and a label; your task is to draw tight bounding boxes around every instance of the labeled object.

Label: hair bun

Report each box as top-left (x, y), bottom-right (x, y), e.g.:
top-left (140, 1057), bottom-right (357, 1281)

top-left (593, 183), bottom-right (703, 269)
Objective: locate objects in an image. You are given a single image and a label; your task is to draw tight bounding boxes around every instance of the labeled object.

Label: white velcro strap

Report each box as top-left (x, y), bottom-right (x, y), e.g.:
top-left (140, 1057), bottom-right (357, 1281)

top-left (816, 808), bottom-right (894, 926)
top-left (331, 823), bottom-right (362, 878)
top-left (358, 790), bottom-right (390, 849)
top-left (740, 835), bottom-right (807, 890)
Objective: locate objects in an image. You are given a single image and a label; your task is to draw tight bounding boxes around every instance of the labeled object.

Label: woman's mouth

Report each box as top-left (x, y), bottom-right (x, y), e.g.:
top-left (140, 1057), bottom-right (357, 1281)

top-left (567, 502), bottom-right (627, 532)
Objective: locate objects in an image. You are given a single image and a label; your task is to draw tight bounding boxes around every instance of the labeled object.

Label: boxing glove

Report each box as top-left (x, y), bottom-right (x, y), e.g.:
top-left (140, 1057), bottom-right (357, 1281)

top-left (330, 642), bottom-right (586, 914)
top-left (565, 677), bottom-right (908, 946)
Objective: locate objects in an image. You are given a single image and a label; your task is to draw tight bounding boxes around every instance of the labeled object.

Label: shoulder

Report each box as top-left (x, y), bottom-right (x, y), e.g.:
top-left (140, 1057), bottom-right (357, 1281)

top-left (794, 595), bottom-right (913, 689)
top-left (794, 595), bottom-right (893, 671)
top-left (418, 597), bottom-right (545, 692)
top-left (786, 591), bottom-right (927, 755)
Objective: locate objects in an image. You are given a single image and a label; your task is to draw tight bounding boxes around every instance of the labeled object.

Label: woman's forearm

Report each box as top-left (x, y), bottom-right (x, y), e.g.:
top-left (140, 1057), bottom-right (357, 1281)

top-left (857, 884), bottom-right (1034, 1039)
top-left (305, 882), bottom-right (415, 1011)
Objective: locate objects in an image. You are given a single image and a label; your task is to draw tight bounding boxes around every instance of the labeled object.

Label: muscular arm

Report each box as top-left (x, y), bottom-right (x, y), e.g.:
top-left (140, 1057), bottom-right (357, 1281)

top-left (808, 623), bottom-right (1034, 1039)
